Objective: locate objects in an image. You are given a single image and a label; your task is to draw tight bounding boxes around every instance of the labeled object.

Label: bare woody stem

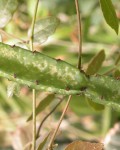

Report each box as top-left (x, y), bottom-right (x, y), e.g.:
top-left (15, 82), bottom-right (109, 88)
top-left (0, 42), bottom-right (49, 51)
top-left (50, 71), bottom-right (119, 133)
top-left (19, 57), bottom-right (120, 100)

top-left (29, 0), bottom-right (39, 51)
top-left (48, 95), bottom-right (72, 150)
top-left (75, 0), bottom-right (82, 70)
top-left (29, 0), bottom-right (39, 150)
top-left (48, 0), bottom-right (83, 149)
top-left (32, 89), bottom-right (36, 150)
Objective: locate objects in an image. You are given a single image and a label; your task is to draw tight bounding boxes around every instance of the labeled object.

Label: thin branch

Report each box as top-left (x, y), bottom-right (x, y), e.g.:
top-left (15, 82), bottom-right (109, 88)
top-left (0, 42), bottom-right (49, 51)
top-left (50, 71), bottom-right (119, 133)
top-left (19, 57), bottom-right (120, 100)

top-left (48, 95), bottom-right (72, 150)
top-left (0, 29), bottom-right (26, 43)
top-left (29, 0), bottom-right (39, 51)
top-left (36, 98), bottom-right (64, 139)
top-left (29, 0), bottom-right (39, 150)
top-left (32, 89), bottom-right (36, 150)
top-left (75, 0), bottom-right (82, 70)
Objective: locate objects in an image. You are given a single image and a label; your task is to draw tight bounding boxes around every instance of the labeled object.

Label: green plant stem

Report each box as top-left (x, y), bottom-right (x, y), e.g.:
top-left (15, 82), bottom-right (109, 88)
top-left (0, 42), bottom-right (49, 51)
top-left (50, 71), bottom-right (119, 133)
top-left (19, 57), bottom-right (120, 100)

top-left (36, 98), bottom-right (64, 139)
top-left (75, 0), bottom-right (82, 70)
top-left (48, 95), bottom-right (72, 150)
top-left (29, 0), bottom-right (39, 150)
top-left (29, 0), bottom-right (39, 51)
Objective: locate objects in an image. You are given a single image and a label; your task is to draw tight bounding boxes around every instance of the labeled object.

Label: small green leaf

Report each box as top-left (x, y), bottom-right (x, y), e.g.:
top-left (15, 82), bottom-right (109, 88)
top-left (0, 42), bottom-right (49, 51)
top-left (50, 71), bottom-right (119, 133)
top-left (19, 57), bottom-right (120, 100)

top-left (86, 50), bottom-right (105, 75)
top-left (27, 94), bottom-right (55, 121)
top-left (33, 16), bottom-right (59, 44)
top-left (99, 0), bottom-right (119, 34)
top-left (86, 98), bottom-right (105, 111)
top-left (0, 0), bottom-right (18, 28)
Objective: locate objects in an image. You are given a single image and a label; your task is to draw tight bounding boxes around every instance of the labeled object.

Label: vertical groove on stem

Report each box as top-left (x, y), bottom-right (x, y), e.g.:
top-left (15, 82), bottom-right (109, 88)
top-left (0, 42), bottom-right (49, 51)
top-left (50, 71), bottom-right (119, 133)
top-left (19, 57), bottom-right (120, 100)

top-left (75, 0), bottom-right (82, 70)
top-left (29, 0), bottom-right (39, 150)
top-left (48, 0), bottom-right (83, 149)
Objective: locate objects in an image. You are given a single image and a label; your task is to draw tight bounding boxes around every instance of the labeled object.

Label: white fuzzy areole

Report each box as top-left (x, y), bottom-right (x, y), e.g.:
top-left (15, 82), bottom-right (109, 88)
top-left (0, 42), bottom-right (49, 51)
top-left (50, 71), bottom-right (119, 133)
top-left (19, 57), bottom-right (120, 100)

top-left (50, 65), bottom-right (58, 75)
top-left (2, 47), bottom-right (16, 58)
top-left (38, 61), bottom-right (48, 72)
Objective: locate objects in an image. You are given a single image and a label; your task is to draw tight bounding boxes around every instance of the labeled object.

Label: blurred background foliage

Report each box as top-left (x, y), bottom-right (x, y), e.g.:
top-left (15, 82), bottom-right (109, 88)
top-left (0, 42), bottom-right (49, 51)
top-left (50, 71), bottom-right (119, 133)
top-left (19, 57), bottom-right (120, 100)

top-left (0, 0), bottom-right (120, 149)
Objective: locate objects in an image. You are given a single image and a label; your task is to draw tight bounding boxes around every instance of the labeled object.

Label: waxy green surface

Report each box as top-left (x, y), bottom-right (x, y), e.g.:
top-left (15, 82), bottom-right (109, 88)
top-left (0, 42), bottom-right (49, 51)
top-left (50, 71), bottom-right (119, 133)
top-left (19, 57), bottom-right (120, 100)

top-left (0, 42), bottom-right (88, 95)
top-left (1, 42), bottom-right (120, 111)
top-left (86, 76), bottom-right (120, 111)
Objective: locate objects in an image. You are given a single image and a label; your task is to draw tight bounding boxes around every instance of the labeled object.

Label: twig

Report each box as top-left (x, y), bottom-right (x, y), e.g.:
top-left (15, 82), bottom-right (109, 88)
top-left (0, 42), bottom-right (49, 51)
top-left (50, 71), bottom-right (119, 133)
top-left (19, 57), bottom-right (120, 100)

top-left (48, 95), bottom-right (72, 150)
top-left (0, 29), bottom-right (26, 43)
top-left (29, 0), bottom-right (39, 150)
top-left (36, 98), bottom-right (64, 139)
top-left (75, 0), bottom-right (82, 70)
top-left (32, 89), bottom-right (36, 150)
top-left (29, 0), bottom-right (39, 51)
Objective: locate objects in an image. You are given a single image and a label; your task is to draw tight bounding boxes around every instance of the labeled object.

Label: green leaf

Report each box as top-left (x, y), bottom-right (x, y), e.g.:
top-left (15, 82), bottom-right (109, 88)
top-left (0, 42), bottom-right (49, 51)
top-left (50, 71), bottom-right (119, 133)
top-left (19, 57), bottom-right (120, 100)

top-left (27, 94), bottom-right (55, 121)
top-left (86, 50), bottom-right (105, 75)
top-left (99, 0), bottom-right (119, 34)
top-left (86, 76), bottom-right (120, 112)
top-left (0, 0), bottom-right (18, 28)
top-left (86, 98), bottom-right (105, 111)
top-left (33, 16), bottom-right (60, 44)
